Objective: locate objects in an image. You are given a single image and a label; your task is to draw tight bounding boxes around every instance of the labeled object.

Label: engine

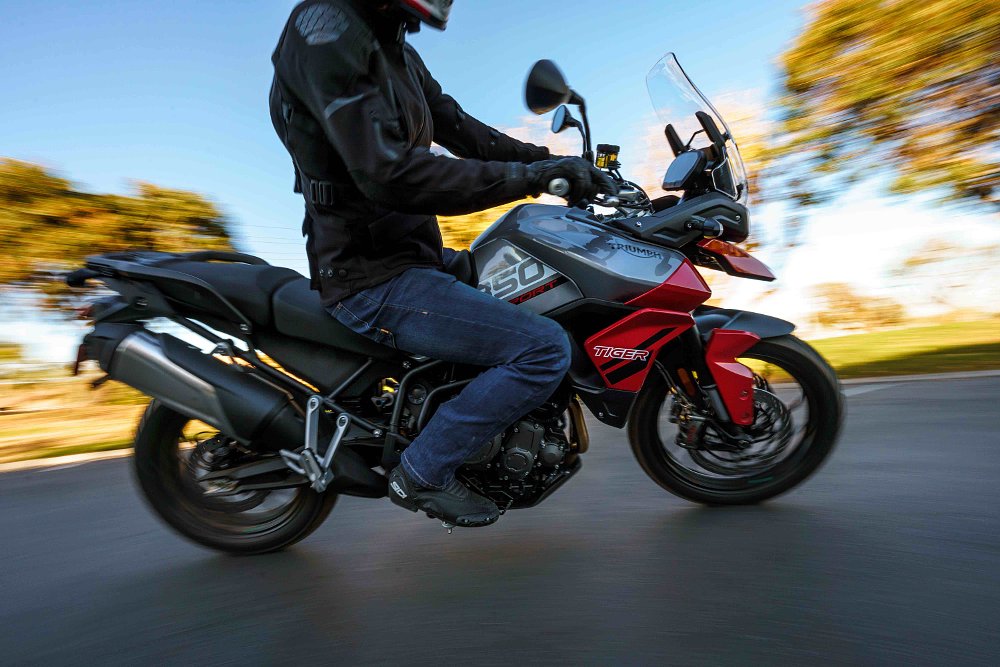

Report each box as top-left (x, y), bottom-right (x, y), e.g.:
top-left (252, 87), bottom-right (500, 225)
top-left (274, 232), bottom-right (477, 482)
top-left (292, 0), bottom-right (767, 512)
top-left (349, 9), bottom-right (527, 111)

top-left (456, 410), bottom-right (580, 509)
top-left (464, 418), bottom-right (565, 475)
top-left (393, 375), bottom-right (586, 510)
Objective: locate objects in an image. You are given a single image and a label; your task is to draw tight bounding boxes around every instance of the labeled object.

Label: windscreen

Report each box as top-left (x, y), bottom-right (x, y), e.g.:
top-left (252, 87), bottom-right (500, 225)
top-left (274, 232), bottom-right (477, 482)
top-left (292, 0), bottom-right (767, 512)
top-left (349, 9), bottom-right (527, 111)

top-left (646, 53), bottom-right (749, 204)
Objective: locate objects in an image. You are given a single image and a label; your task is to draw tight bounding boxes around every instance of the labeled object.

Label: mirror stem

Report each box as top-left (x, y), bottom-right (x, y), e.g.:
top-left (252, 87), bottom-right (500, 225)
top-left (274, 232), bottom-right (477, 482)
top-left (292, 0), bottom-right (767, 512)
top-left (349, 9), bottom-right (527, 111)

top-left (578, 100), bottom-right (594, 163)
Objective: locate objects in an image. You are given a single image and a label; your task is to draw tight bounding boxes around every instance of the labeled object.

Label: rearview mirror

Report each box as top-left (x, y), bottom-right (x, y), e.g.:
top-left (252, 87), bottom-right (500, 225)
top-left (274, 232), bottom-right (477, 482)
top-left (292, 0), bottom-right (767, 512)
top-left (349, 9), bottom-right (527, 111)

top-left (551, 105), bottom-right (578, 134)
top-left (525, 60), bottom-right (581, 115)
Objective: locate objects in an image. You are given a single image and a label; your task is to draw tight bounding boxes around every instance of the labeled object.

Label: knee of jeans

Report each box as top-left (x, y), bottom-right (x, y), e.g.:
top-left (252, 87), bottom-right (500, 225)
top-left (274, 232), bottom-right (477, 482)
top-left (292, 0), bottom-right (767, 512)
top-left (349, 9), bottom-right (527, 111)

top-left (530, 320), bottom-right (572, 379)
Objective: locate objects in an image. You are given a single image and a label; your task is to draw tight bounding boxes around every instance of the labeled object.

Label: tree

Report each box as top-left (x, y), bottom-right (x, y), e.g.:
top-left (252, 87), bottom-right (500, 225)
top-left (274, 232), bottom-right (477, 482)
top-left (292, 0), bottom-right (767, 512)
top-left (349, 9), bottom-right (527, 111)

top-left (772, 0), bottom-right (999, 212)
top-left (0, 343), bottom-right (24, 362)
top-left (891, 238), bottom-right (1000, 311)
top-left (438, 199), bottom-right (531, 250)
top-left (0, 159), bottom-right (236, 311)
top-left (814, 282), bottom-right (905, 330)
top-left (434, 117), bottom-right (576, 251)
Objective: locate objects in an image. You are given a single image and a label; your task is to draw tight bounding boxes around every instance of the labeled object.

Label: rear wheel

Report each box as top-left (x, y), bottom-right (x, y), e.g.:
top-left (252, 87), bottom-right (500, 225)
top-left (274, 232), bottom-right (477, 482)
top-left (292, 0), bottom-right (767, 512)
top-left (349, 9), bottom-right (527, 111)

top-left (133, 401), bottom-right (337, 554)
top-left (628, 334), bottom-right (843, 505)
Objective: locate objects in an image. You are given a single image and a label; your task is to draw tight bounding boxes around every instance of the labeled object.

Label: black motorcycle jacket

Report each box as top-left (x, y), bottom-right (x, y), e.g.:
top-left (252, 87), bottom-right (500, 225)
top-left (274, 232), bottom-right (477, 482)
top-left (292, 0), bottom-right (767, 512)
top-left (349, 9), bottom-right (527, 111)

top-left (270, 0), bottom-right (551, 305)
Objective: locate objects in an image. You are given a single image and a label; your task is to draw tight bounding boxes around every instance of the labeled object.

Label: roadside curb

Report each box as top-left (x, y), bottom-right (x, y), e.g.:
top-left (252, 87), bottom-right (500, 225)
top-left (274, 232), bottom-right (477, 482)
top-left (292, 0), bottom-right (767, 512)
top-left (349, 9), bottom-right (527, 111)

top-left (2, 369), bottom-right (998, 473)
top-left (839, 369), bottom-right (1000, 385)
top-left (0, 448), bottom-right (133, 474)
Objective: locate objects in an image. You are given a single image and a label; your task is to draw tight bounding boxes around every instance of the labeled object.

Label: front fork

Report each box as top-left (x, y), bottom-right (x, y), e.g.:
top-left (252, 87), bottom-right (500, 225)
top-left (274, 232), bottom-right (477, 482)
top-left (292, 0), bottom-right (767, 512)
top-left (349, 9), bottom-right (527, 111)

top-left (665, 326), bottom-right (760, 428)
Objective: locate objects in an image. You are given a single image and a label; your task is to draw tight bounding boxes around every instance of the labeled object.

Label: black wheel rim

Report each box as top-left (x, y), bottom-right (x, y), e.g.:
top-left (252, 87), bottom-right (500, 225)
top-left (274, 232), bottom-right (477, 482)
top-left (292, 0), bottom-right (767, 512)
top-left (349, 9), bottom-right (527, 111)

top-left (653, 348), bottom-right (818, 492)
top-left (161, 420), bottom-right (309, 539)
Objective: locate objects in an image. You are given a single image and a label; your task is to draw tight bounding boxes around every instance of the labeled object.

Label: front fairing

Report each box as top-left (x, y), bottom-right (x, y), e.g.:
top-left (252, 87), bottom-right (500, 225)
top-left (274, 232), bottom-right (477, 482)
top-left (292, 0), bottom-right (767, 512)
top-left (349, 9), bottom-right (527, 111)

top-left (471, 204), bottom-right (692, 311)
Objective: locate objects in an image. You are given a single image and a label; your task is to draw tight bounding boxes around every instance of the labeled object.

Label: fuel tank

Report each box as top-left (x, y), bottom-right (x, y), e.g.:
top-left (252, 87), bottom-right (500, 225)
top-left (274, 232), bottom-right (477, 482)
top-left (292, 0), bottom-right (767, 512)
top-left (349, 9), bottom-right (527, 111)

top-left (471, 204), bottom-right (691, 313)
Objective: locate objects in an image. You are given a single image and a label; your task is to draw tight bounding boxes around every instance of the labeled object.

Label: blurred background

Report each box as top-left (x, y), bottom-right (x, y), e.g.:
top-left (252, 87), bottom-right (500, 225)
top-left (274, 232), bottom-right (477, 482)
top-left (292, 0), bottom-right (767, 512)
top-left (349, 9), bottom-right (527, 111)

top-left (2, 2), bottom-right (999, 664)
top-left (1, 0), bottom-right (996, 465)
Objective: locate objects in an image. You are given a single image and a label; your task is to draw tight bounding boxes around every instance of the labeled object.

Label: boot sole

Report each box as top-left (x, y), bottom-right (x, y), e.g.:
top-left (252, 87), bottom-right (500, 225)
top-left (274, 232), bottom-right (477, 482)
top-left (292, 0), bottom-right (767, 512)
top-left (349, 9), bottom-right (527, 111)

top-left (389, 491), bottom-right (498, 527)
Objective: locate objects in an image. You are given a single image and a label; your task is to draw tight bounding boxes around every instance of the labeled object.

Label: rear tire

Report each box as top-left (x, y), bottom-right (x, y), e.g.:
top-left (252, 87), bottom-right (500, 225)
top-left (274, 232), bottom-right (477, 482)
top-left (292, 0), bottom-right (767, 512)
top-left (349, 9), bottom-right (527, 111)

top-left (628, 334), bottom-right (843, 505)
top-left (133, 401), bottom-right (337, 555)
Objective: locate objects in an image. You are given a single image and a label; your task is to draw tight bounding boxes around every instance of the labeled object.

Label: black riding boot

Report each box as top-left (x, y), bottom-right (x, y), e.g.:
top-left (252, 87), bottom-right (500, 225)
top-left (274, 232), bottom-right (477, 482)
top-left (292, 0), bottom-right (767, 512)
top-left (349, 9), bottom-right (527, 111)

top-left (387, 466), bottom-right (500, 527)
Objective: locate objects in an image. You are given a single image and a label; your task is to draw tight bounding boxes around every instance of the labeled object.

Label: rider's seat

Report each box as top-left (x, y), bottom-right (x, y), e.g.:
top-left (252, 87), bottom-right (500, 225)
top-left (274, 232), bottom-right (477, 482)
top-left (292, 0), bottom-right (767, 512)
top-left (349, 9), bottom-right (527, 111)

top-left (271, 279), bottom-right (395, 357)
top-left (159, 258), bottom-right (394, 358)
top-left (158, 250), bottom-right (475, 359)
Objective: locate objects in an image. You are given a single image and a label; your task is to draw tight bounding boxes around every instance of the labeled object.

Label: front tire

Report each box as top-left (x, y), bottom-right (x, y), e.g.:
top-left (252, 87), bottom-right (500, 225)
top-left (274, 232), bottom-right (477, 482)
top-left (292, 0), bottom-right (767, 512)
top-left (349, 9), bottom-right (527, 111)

top-left (628, 334), bottom-right (843, 505)
top-left (133, 401), bottom-right (337, 555)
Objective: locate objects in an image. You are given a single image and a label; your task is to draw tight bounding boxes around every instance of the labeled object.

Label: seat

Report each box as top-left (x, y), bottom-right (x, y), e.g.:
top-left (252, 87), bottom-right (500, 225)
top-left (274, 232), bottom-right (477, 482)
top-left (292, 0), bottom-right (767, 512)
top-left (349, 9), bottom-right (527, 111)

top-left (159, 257), bottom-right (395, 358)
top-left (271, 279), bottom-right (398, 358)
top-left (159, 260), bottom-right (301, 326)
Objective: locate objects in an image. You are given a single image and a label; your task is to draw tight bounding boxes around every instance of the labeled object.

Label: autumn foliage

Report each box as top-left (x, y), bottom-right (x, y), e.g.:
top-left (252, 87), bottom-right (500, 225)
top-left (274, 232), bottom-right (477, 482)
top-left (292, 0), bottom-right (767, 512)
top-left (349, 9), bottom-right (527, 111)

top-left (0, 158), bottom-right (235, 292)
top-left (773, 0), bottom-right (999, 211)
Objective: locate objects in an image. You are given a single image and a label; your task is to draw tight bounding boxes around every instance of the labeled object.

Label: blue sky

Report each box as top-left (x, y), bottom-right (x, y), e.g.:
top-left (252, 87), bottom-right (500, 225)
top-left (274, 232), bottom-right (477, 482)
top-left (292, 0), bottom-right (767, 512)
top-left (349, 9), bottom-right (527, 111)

top-left (2, 1), bottom-right (997, 359)
top-left (2, 0), bottom-right (806, 272)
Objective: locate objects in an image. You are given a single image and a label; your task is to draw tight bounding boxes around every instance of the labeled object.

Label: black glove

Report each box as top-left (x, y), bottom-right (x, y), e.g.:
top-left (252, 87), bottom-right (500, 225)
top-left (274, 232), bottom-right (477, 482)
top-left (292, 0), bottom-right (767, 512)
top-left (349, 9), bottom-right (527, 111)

top-left (525, 157), bottom-right (619, 205)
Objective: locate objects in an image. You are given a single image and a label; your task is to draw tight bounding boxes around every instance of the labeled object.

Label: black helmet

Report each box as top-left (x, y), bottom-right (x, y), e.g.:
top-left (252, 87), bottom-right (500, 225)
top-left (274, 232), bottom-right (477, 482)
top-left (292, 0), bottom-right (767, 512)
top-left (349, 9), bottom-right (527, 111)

top-left (396, 0), bottom-right (452, 30)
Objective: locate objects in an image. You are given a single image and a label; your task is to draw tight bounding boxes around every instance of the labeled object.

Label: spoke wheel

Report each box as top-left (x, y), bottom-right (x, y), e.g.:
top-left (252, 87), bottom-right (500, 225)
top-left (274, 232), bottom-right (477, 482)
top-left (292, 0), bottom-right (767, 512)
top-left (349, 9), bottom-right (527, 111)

top-left (628, 334), bottom-right (843, 505)
top-left (133, 401), bottom-right (337, 554)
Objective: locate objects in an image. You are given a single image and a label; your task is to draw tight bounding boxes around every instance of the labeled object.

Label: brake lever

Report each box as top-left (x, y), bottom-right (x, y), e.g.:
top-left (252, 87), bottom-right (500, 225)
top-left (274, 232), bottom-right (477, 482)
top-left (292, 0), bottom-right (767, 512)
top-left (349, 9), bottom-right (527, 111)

top-left (595, 188), bottom-right (641, 208)
top-left (549, 179), bottom-right (641, 210)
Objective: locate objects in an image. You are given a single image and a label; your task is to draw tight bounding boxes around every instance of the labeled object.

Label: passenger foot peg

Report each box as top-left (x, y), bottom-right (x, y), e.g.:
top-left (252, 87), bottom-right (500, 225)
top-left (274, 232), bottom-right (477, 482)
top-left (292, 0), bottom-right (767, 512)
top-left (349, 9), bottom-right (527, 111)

top-left (280, 396), bottom-right (350, 493)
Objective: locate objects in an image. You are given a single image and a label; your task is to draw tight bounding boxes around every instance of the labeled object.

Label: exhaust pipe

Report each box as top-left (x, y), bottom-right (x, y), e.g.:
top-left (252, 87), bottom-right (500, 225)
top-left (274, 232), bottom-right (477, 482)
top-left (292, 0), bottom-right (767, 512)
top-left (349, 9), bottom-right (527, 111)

top-left (85, 324), bottom-right (301, 448)
top-left (83, 324), bottom-right (386, 497)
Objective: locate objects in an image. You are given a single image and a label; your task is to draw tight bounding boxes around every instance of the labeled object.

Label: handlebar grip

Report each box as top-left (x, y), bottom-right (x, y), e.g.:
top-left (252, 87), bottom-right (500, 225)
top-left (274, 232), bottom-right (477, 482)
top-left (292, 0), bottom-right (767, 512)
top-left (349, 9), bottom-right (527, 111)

top-left (548, 178), bottom-right (570, 197)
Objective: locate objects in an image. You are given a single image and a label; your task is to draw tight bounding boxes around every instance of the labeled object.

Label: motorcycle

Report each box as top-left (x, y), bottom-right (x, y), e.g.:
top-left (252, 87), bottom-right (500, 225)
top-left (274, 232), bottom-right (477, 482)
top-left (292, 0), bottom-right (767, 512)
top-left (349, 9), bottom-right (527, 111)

top-left (68, 53), bottom-right (843, 553)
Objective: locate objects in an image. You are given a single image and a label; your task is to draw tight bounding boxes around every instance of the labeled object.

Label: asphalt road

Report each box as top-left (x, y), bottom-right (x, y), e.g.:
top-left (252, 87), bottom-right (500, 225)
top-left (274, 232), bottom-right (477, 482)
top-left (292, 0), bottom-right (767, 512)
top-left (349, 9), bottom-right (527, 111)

top-left (2, 376), bottom-right (999, 665)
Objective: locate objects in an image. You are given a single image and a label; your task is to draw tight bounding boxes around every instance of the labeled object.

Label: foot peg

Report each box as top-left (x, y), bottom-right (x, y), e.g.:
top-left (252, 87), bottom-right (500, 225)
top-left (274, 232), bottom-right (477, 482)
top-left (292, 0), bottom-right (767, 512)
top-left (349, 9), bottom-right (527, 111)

top-left (280, 396), bottom-right (350, 493)
top-left (425, 512), bottom-right (454, 534)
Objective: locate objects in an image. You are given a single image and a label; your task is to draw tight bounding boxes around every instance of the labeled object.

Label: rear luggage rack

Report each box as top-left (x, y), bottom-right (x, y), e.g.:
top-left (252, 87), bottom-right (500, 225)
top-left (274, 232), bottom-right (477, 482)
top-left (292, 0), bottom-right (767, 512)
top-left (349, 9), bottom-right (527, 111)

top-left (83, 251), bottom-right (262, 333)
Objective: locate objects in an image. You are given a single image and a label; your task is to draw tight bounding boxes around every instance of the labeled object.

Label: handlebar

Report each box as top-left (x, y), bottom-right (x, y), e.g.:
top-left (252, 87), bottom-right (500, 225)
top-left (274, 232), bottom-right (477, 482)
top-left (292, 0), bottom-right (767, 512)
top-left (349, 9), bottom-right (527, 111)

top-left (598, 188), bottom-right (642, 208)
top-left (548, 177), bottom-right (643, 208)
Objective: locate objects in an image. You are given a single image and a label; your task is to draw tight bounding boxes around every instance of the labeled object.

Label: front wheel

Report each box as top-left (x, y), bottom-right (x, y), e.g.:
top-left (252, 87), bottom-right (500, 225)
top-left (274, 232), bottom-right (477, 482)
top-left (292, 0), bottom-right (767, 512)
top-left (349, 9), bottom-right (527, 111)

top-left (628, 334), bottom-right (843, 505)
top-left (133, 401), bottom-right (337, 554)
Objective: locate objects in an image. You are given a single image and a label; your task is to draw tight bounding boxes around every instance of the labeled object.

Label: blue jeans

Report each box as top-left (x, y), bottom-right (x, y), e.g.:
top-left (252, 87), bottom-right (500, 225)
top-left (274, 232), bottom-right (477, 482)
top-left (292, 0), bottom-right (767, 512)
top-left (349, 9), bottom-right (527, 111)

top-left (328, 265), bottom-right (571, 489)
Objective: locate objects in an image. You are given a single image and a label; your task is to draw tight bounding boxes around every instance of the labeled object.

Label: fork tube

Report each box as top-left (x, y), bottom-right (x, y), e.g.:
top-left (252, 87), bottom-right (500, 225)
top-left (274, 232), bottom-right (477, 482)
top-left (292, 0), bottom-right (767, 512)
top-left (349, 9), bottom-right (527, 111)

top-left (679, 326), bottom-right (733, 423)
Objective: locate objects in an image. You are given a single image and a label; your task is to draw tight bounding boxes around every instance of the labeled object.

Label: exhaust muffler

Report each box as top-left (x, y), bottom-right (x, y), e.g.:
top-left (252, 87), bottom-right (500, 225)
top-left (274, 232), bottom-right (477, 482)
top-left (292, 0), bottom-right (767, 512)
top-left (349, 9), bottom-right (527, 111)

top-left (82, 323), bottom-right (386, 497)
top-left (85, 324), bottom-right (302, 448)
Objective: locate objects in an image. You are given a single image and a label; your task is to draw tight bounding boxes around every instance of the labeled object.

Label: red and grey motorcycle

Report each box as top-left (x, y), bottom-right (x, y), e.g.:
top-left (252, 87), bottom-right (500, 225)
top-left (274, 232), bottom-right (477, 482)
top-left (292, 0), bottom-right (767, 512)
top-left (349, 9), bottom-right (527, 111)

top-left (70, 53), bottom-right (843, 553)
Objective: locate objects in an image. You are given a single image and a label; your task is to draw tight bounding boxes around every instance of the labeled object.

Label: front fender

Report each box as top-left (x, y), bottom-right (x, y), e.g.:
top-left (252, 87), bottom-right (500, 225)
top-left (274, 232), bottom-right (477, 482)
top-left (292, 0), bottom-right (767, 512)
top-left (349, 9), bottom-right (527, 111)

top-left (693, 306), bottom-right (795, 341)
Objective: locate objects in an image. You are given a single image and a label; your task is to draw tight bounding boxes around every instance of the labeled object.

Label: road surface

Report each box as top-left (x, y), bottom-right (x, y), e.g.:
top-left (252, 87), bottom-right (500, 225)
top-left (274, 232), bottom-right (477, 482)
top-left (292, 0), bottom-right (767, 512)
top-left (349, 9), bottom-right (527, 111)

top-left (2, 376), bottom-right (999, 665)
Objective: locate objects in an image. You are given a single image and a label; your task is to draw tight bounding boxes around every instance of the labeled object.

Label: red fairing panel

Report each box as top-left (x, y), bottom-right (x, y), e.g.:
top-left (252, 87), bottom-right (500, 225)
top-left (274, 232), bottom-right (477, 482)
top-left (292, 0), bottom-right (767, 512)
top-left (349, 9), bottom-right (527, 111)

top-left (704, 329), bottom-right (760, 426)
top-left (585, 309), bottom-right (694, 392)
top-left (626, 259), bottom-right (712, 312)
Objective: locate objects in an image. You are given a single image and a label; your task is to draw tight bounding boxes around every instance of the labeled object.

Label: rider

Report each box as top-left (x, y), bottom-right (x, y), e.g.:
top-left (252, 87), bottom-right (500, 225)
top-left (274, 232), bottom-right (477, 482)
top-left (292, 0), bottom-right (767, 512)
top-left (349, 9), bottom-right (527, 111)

top-left (270, 0), bottom-right (616, 527)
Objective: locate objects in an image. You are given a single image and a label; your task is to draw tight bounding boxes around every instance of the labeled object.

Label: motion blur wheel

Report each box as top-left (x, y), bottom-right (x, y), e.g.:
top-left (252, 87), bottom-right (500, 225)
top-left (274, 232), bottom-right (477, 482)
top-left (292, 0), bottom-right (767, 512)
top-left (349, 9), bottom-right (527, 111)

top-left (628, 335), bottom-right (844, 505)
top-left (133, 401), bottom-right (336, 554)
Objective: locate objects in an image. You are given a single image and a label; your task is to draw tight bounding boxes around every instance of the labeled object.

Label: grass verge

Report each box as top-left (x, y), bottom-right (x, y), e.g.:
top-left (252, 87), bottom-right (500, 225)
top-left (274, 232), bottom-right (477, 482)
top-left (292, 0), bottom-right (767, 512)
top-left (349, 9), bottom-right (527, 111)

top-left (810, 319), bottom-right (1000, 379)
top-left (1, 318), bottom-right (998, 465)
